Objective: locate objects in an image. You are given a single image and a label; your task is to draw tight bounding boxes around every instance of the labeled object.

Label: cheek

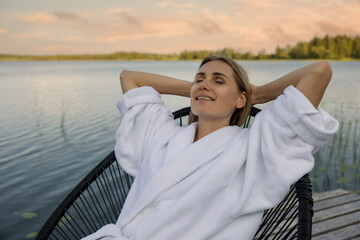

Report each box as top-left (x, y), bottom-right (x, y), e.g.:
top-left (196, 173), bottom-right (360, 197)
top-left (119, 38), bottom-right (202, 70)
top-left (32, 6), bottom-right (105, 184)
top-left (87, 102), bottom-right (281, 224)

top-left (190, 85), bottom-right (196, 98)
top-left (220, 90), bottom-right (239, 106)
top-left (189, 87), bottom-right (196, 109)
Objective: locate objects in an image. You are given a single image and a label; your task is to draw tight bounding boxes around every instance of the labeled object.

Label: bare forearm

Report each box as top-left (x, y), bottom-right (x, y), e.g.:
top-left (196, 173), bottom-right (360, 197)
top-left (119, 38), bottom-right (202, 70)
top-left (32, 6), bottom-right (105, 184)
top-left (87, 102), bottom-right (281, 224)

top-left (252, 61), bottom-right (332, 108)
top-left (120, 70), bottom-right (191, 97)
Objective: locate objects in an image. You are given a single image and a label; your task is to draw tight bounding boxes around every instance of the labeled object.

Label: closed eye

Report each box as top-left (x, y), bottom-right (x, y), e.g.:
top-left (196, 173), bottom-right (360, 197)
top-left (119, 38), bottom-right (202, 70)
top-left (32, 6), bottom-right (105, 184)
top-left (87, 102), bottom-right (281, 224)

top-left (214, 77), bottom-right (224, 84)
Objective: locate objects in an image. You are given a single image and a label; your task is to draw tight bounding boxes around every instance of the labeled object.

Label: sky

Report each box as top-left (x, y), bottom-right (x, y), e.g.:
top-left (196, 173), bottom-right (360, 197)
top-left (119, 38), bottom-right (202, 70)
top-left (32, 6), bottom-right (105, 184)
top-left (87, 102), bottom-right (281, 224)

top-left (0, 0), bottom-right (359, 55)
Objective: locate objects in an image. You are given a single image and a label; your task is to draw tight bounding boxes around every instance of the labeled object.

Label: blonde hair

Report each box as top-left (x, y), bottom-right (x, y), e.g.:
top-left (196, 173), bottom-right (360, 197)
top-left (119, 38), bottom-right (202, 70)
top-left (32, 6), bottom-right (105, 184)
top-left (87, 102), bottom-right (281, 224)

top-left (188, 56), bottom-right (251, 127)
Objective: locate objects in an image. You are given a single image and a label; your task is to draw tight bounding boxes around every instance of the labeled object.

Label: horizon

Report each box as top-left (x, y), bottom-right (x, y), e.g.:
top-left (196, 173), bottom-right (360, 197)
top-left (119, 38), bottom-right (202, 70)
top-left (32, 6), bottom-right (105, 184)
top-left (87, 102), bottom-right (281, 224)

top-left (0, 0), bottom-right (359, 55)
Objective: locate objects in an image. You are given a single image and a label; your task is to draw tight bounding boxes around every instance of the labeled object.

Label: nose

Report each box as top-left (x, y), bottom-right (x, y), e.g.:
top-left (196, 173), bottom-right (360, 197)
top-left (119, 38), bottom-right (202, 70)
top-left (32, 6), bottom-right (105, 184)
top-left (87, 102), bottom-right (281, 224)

top-left (198, 79), bottom-right (210, 90)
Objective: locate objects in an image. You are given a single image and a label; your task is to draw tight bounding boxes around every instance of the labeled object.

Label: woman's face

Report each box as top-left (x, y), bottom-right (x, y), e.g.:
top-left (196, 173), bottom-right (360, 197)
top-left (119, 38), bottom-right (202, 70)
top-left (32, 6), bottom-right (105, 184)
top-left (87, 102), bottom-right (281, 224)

top-left (190, 60), bottom-right (246, 125)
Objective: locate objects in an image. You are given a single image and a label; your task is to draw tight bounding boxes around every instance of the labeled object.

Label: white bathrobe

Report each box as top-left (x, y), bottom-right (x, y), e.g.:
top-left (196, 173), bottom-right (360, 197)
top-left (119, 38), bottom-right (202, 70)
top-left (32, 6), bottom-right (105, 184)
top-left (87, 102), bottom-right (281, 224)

top-left (83, 86), bottom-right (338, 240)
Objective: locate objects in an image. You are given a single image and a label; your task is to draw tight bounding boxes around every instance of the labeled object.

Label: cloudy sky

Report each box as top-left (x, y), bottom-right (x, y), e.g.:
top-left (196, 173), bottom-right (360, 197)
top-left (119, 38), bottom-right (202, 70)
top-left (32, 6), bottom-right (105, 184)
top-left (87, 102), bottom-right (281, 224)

top-left (0, 0), bottom-right (359, 55)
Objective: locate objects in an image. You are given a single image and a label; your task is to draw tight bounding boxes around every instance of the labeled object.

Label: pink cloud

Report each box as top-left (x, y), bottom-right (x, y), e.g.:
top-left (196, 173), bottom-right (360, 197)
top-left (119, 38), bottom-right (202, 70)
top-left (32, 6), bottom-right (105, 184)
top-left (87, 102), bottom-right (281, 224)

top-left (176, 3), bottom-right (196, 8)
top-left (13, 31), bottom-right (47, 39)
top-left (53, 11), bottom-right (80, 21)
top-left (40, 44), bottom-right (83, 54)
top-left (20, 12), bottom-right (57, 25)
top-left (3, 1), bottom-right (360, 55)
top-left (233, 0), bottom-right (360, 52)
top-left (112, 12), bottom-right (143, 29)
top-left (316, 20), bottom-right (358, 36)
top-left (187, 18), bottom-right (224, 34)
top-left (157, 1), bottom-right (172, 8)
top-left (97, 11), bottom-right (236, 45)
top-left (97, 16), bottom-right (191, 43)
top-left (19, 11), bottom-right (82, 25)
top-left (263, 25), bottom-right (297, 45)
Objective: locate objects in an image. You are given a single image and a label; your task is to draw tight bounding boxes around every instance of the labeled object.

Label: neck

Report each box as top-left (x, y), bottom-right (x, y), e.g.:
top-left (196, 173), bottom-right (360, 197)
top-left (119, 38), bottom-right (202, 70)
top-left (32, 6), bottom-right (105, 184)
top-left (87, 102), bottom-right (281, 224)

top-left (194, 119), bottom-right (229, 142)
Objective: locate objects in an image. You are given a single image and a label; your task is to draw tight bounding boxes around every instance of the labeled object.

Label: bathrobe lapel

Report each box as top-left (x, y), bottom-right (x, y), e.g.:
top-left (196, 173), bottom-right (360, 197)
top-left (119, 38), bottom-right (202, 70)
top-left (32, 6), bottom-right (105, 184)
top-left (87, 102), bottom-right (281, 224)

top-left (119, 123), bottom-right (240, 227)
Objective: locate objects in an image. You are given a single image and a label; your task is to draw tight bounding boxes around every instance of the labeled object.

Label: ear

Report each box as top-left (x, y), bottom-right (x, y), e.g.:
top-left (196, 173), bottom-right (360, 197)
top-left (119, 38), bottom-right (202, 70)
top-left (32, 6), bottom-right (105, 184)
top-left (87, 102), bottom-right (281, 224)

top-left (236, 92), bottom-right (246, 109)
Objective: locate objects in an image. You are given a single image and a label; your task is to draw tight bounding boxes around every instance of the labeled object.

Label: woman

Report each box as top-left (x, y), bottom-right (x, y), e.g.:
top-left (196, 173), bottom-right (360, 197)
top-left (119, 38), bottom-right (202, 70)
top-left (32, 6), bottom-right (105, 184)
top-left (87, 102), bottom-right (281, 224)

top-left (84, 56), bottom-right (338, 240)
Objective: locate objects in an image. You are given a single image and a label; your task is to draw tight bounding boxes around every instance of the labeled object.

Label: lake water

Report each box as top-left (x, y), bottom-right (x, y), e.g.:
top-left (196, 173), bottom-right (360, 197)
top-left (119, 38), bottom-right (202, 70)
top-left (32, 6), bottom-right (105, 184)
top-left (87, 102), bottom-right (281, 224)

top-left (0, 60), bottom-right (359, 239)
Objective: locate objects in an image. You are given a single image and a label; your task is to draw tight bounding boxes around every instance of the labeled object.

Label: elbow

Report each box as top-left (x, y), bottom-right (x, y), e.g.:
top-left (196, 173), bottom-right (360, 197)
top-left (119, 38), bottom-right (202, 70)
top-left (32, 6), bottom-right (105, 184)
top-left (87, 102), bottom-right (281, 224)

top-left (297, 61), bottom-right (332, 108)
top-left (119, 70), bottom-right (131, 93)
top-left (119, 70), bottom-right (138, 94)
top-left (120, 70), bottom-right (130, 83)
top-left (120, 70), bottom-right (134, 87)
top-left (314, 61), bottom-right (332, 84)
top-left (318, 61), bottom-right (332, 76)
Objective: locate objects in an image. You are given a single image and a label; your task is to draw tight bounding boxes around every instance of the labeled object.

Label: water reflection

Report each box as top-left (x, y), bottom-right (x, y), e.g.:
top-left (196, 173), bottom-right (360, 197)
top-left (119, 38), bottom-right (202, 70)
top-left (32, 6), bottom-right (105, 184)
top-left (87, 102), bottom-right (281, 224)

top-left (311, 95), bottom-right (360, 193)
top-left (60, 97), bottom-right (72, 141)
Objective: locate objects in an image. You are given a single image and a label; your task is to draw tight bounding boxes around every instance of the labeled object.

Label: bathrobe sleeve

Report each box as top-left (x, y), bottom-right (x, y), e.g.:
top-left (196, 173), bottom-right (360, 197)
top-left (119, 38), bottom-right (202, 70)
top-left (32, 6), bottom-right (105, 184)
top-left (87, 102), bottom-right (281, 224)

top-left (232, 85), bottom-right (339, 216)
top-left (114, 86), bottom-right (177, 176)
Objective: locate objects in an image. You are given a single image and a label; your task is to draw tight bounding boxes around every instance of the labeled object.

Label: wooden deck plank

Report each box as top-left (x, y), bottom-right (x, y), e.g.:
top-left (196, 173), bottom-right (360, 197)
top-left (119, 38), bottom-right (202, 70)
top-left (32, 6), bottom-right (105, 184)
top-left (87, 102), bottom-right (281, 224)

top-left (312, 189), bottom-right (360, 239)
top-left (312, 210), bottom-right (360, 236)
top-left (313, 200), bottom-right (360, 223)
top-left (312, 222), bottom-right (360, 240)
top-left (253, 189), bottom-right (360, 239)
top-left (313, 193), bottom-right (360, 211)
top-left (313, 189), bottom-right (350, 202)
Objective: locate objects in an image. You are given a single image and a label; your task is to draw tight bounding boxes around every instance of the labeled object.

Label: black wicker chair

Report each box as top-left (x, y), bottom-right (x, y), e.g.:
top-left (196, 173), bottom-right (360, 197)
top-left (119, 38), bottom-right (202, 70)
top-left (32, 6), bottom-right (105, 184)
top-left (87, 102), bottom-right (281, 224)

top-left (36, 107), bottom-right (313, 240)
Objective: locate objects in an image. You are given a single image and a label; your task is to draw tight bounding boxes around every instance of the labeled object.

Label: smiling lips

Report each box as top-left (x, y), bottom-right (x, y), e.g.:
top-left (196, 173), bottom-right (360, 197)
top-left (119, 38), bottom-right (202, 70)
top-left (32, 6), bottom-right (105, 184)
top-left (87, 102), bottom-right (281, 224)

top-left (196, 96), bottom-right (214, 101)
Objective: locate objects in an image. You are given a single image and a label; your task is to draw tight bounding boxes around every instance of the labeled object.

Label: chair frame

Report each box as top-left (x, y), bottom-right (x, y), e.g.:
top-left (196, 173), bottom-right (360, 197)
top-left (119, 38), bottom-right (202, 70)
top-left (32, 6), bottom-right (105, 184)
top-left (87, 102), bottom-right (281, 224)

top-left (36, 106), bottom-right (313, 240)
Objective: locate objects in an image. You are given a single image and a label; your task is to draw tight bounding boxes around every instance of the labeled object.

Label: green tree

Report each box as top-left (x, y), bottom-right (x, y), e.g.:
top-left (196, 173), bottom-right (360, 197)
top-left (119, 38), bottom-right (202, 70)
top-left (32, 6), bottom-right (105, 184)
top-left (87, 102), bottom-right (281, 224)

top-left (335, 35), bottom-right (352, 59)
top-left (323, 35), bottom-right (336, 59)
top-left (242, 52), bottom-right (255, 60)
top-left (275, 46), bottom-right (289, 59)
top-left (257, 49), bottom-right (268, 60)
top-left (179, 50), bottom-right (194, 60)
top-left (351, 36), bottom-right (360, 58)
top-left (289, 42), bottom-right (309, 59)
top-left (310, 45), bottom-right (327, 59)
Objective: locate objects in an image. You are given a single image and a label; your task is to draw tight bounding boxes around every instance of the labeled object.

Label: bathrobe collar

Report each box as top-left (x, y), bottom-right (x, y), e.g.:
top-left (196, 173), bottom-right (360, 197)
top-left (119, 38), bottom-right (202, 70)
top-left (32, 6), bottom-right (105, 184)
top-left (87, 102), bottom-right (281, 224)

top-left (119, 123), bottom-right (242, 227)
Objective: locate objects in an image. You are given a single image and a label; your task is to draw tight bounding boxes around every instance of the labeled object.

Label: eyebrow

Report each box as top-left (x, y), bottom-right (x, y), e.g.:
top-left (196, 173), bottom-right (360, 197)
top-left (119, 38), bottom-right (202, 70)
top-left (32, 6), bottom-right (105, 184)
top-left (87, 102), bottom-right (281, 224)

top-left (195, 72), bottom-right (228, 79)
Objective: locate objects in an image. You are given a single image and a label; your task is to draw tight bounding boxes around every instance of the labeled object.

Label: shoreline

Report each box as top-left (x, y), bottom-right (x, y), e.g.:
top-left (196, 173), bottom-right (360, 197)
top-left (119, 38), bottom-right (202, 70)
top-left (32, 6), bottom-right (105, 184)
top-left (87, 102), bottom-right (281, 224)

top-left (1, 58), bottom-right (358, 62)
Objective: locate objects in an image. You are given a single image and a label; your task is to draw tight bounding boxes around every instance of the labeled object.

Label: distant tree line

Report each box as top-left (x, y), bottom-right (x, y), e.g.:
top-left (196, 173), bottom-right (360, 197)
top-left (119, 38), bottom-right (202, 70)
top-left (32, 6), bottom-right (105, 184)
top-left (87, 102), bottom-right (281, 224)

top-left (0, 52), bottom-right (178, 61)
top-left (273, 35), bottom-right (360, 60)
top-left (179, 35), bottom-right (360, 60)
top-left (1, 35), bottom-right (359, 61)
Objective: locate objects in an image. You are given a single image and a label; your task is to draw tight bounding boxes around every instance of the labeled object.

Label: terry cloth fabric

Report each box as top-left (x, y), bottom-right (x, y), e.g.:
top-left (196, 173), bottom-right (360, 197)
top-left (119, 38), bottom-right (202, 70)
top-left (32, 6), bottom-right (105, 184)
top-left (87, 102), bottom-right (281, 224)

top-left (83, 85), bottom-right (338, 240)
top-left (81, 225), bottom-right (127, 240)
